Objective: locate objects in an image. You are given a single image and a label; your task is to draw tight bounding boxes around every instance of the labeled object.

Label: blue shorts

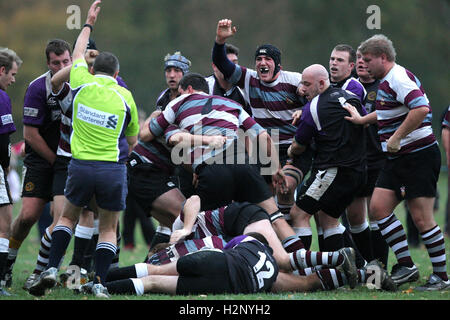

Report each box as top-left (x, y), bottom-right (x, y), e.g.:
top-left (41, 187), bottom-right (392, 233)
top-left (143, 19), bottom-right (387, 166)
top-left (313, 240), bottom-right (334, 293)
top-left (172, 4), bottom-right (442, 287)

top-left (65, 159), bottom-right (127, 211)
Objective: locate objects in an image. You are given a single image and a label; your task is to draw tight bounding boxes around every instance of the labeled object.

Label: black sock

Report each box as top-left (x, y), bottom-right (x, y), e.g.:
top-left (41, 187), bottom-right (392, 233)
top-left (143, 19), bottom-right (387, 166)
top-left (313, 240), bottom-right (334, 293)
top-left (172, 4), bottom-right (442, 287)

top-left (298, 235), bottom-right (312, 251)
top-left (94, 242), bottom-right (116, 284)
top-left (0, 252), bottom-right (7, 281)
top-left (323, 233), bottom-right (344, 252)
top-left (83, 234), bottom-right (98, 272)
top-left (350, 227), bottom-right (374, 263)
top-left (70, 236), bottom-right (91, 267)
top-left (371, 228), bottom-right (389, 268)
top-left (106, 265), bottom-right (137, 282)
top-left (106, 279), bottom-right (138, 295)
top-left (47, 226), bottom-right (73, 269)
top-left (318, 233), bottom-right (325, 251)
top-left (342, 229), bottom-right (366, 268)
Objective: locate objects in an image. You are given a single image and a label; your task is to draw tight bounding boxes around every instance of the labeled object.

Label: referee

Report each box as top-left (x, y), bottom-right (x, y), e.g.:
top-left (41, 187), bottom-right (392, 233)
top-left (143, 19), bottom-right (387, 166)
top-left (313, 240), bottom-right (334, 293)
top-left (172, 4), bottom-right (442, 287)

top-left (30, 0), bottom-right (139, 298)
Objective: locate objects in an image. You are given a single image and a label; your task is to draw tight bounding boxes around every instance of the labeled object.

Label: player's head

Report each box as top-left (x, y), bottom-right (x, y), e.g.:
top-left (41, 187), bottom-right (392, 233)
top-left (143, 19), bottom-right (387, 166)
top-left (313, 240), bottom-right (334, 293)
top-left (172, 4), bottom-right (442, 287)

top-left (46, 39), bottom-right (72, 74)
top-left (358, 34), bottom-right (396, 79)
top-left (298, 64), bottom-right (330, 101)
top-left (329, 44), bottom-right (355, 82)
top-left (93, 51), bottom-right (120, 77)
top-left (0, 47), bottom-right (22, 91)
top-left (254, 44), bottom-right (281, 82)
top-left (164, 51), bottom-right (191, 90)
top-left (178, 73), bottom-right (209, 95)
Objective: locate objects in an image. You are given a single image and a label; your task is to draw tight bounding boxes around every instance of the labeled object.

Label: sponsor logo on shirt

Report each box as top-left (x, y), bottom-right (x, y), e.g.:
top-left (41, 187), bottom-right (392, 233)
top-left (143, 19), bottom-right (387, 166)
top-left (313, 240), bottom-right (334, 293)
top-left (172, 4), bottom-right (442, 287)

top-left (24, 107), bottom-right (39, 117)
top-left (1, 114), bottom-right (13, 125)
top-left (76, 103), bottom-right (119, 130)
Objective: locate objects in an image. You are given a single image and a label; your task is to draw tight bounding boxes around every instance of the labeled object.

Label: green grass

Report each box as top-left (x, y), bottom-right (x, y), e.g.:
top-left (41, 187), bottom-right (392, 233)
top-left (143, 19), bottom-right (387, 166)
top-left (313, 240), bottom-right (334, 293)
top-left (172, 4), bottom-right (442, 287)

top-left (1, 172), bottom-right (449, 301)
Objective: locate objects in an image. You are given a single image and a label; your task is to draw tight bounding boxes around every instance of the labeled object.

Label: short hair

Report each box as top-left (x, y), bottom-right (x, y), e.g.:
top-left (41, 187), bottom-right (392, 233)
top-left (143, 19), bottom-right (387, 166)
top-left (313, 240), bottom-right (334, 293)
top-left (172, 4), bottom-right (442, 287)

top-left (0, 47), bottom-right (22, 72)
top-left (45, 39), bottom-right (71, 62)
top-left (93, 52), bottom-right (120, 76)
top-left (225, 43), bottom-right (239, 56)
top-left (179, 73), bottom-right (209, 94)
top-left (358, 34), bottom-right (396, 62)
top-left (333, 44), bottom-right (356, 63)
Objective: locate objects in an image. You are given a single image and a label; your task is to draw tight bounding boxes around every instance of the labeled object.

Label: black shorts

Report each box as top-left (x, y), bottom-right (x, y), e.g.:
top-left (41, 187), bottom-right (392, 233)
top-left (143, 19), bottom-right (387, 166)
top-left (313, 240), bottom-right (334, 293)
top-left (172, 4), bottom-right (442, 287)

top-left (296, 166), bottom-right (366, 218)
top-left (223, 202), bottom-right (270, 237)
top-left (195, 163), bottom-right (273, 211)
top-left (127, 164), bottom-right (179, 213)
top-left (376, 144), bottom-right (441, 200)
top-left (172, 165), bottom-right (195, 199)
top-left (355, 166), bottom-right (383, 198)
top-left (21, 164), bottom-right (54, 201)
top-left (52, 156), bottom-right (70, 196)
top-left (176, 249), bottom-right (233, 295)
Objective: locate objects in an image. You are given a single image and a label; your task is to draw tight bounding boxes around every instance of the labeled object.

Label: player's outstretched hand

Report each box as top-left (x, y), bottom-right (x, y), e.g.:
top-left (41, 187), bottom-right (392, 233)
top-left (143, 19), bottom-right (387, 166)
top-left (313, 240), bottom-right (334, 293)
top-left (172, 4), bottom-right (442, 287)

top-left (216, 19), bottom-right (237, 44)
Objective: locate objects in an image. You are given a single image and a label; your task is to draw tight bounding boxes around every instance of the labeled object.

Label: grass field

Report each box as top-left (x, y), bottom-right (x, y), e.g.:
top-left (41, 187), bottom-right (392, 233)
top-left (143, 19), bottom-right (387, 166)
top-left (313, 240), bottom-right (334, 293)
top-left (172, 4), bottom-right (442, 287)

top-left (1, 172), bottom-right (449, 305)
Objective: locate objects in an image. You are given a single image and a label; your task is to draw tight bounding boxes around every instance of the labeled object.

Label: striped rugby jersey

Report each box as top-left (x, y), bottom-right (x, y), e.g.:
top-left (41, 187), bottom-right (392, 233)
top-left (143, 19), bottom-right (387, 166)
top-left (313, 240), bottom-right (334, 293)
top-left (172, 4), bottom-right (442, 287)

top-left (376, 63), bottom-right (436, 155)
top-left (149, 92), bottom-right (265, 170)
top-left (442, 106), bottom-right (450, 130)
top-left (173, 205), bottom-right (230, 241)
top-left (227, 66), bottom-right (304, 145)
top-left (146, 235), bottom-right (227, 265)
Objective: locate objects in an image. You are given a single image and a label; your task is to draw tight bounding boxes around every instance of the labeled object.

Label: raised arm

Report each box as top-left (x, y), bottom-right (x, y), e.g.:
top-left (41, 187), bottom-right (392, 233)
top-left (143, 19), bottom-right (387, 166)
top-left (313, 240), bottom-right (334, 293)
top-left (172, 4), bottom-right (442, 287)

top-left (212, 19), bottom-right (238, 80)
top-left (73, 0), bottom-right (101, 61)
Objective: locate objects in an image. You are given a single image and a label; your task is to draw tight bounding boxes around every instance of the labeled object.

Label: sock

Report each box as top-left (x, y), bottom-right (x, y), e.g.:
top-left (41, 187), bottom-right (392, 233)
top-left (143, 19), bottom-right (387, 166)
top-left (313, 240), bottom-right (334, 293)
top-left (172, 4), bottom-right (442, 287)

top-left (149, 226), bottom-right (171, 250)
top-left (106, 265), bottom-right (137, 282)
top-left (281, 235), bottom-right (305, 253)
top-left (94, 242), bottom-right (117, 285)
top-left (357, 268), bottom-right (366, 284)
top-left (47, 225), bottom-right (72, 269)
top-left (106, 263), bottom-right (148, 282)
top-left (0, 238), bottom-right (9, 282)
top-left (342, 226), bottom-right (366, 268)
top-left (317, 227), bottom-right (324, 251)
top-left (70, 225), bottom-right (95, 268)
top-left (420, 225), bottom-right (448, 281)
top-left (349, 221), bottom-right (374, 262)
top-left (316, 268), bottom-right (346, 290)
top-left (33, 227), bottom-right (52, 275)
top-left (83, 221), bottom-right (99, 272)
top-left (5, 237), bottom-right (22, 273)
top-left (110, 225), bottom-right (121, 270)
top-left (323, 226), bottom-right (345, 251)
top-left (293, 227), bottom-right (312, 250)
top-left (294, 266), bottom-right (318, 276)
top-left (370, 221), bottom-right (389, 268)
top-left (377, 213), bottom-right (414, 267)
top-left (289, 248), bottom-right (344, 270)
top-left (106, 278), bottom-right (144, 295)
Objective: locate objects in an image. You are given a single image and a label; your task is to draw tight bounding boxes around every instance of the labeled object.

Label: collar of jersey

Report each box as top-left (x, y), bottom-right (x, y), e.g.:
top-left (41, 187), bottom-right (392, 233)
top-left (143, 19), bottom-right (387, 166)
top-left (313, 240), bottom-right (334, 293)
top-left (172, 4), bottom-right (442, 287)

top-left (94, 74), bottom-right (118, 84)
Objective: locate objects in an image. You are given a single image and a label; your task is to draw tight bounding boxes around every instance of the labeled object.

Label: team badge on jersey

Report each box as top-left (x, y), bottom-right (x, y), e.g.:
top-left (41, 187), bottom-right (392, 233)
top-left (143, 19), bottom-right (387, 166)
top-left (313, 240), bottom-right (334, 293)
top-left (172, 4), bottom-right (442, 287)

top-left (25, 182), bottom-right (35, 192)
